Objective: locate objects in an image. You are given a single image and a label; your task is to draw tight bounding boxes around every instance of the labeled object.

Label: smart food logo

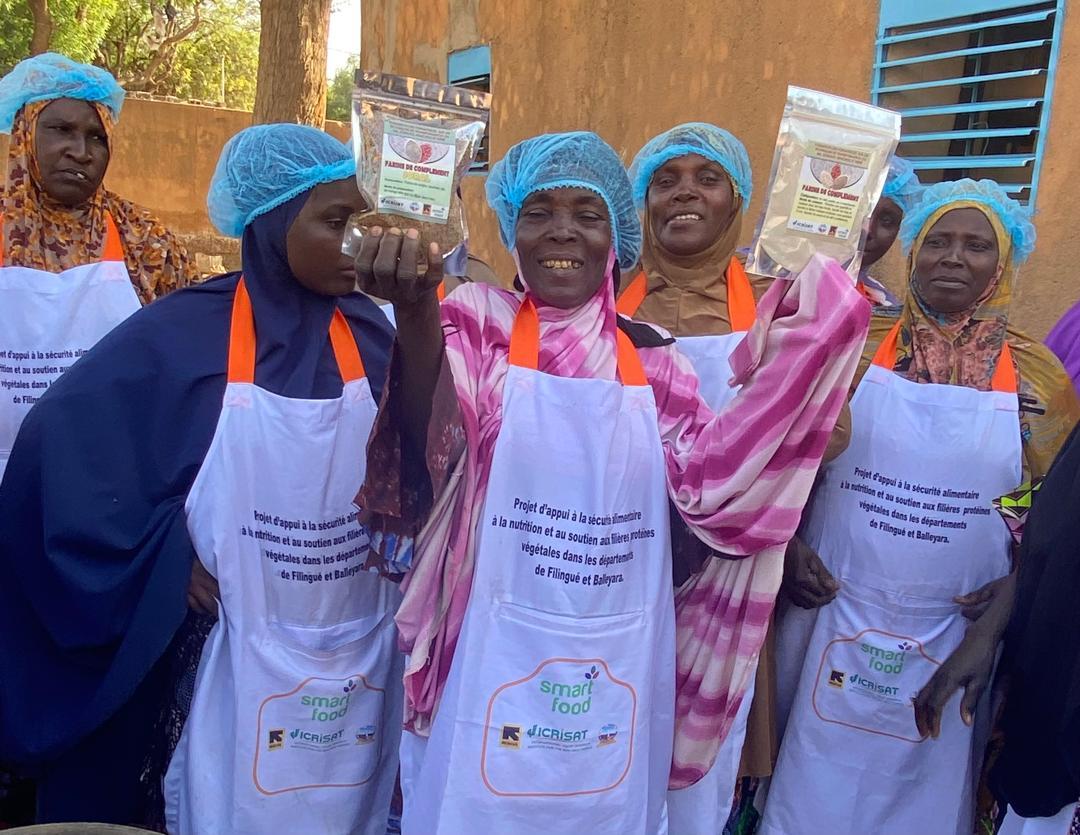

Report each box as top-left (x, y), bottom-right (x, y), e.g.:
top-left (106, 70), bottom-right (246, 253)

top-left (539, 665), bottom-right (598, 715)
top-left (861, 641), bottom-right (912, 675)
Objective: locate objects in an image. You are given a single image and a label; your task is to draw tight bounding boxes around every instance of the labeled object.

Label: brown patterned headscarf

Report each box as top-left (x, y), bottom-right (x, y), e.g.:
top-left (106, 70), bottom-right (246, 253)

top-left (1, 99), bottom-right (197, 303)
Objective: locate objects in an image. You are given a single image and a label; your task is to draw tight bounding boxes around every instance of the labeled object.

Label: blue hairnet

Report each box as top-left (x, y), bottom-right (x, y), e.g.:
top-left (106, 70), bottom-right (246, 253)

top-left (485, 131), bottom-right (641, 270)
top-left (208, 124), bottom-right (356, 238)
top-left (628, 122), bottom-right (753, 211)
top-left (899, 178), bottom-right (1036, 264)
top-left (881, 156), bottom-right (924, 214)
top-left (0, 53), bottom-right (124, 133)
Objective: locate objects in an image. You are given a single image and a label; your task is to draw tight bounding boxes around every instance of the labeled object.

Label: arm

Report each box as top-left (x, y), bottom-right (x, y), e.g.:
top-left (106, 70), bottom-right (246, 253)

top-left (354, 227), bottom-right (444, 460)
top-left (649, 254), bottom-right (871, 556)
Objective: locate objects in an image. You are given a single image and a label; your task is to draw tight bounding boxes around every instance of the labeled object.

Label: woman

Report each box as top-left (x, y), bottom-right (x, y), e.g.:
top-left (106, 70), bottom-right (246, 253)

top-left (622, 122), bottom-right (844, 833)
top-left (0, 124), bottom-right (400, 833)
top-left (354, 130), bottom-right (869, 834)
top-left (0, 53), bottom-right (196, 479)
top-left (763, 179), bottom-right (1080, 835)
top-left (990, 424), bottom-right (1080, 834)
top-left (856, 155), bottom-right (924, 307)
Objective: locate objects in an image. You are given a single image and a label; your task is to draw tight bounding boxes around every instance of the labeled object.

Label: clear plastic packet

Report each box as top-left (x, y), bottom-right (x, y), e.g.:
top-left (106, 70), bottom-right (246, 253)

top-left (747, 86), bottom-right (900, 280)
top-left (344, 71), bottom-right (491, 275)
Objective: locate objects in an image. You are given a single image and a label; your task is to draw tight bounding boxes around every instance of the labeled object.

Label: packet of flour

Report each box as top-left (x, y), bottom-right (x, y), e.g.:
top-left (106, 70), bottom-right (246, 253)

top-left (747, 86), bottom-right (900, 280)
top-left (344, 71), bottom-right (491, 273)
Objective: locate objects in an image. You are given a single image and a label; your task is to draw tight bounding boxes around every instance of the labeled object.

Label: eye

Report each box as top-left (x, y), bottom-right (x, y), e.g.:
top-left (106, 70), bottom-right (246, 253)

top-left (325, 217), bottom-right (346, 229)
top-left (578, 211), bottom-right (605, 222)
top-left (968, 240), bottom-right (993, 252)
top-left (924, 236), bottom-right (946, 248)
top-left (653, 175), bottom-right (675, 188)
top-left (699, 173), bottom-right (720, 185)
top-left (521, 207), bottom-right (549, 219)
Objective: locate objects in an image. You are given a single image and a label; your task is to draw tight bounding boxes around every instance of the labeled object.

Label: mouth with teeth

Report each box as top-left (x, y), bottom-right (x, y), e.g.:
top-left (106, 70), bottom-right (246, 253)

top-left (58, 168), bottom-right (90, 182)
top-left (539, 258), bottom-right (584, 270)
top-left (668, 212), bottom-right (703, 224)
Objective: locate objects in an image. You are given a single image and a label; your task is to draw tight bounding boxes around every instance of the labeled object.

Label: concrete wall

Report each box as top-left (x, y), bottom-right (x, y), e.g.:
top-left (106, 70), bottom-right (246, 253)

top-left (362, 0), bottom-right (1080, 338)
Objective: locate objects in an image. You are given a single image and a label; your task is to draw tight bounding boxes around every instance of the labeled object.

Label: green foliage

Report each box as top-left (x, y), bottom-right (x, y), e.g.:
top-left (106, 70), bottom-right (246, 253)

top-left (0, 0), bottom-right (121, 74)
top-left (325, 55), bottom-right (359, 123)
top-left (0, 0), bottom-right (260, 110)
top-left (98, 0), bottom-right (260, 109)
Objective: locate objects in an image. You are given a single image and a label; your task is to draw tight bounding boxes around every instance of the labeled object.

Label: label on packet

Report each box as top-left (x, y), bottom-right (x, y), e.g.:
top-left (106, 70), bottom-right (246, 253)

top-left (786, 141), bottom-right (872, 241)
top-left (376, 115), bottom-right (457, 224)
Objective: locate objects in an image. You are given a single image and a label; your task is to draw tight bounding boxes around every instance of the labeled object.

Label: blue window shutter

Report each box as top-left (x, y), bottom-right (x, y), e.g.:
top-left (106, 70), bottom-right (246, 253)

top-left (874, 0), bottom-right (1065, 208)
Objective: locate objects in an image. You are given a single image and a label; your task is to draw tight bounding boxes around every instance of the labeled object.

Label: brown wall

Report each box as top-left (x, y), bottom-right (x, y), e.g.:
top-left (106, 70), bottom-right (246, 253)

top-left (362, 0), bottom-right (1080, 338)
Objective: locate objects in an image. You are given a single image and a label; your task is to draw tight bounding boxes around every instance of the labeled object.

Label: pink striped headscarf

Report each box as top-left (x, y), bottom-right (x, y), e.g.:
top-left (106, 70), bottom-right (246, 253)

top-left (382, 252), bottom-right (869, 787)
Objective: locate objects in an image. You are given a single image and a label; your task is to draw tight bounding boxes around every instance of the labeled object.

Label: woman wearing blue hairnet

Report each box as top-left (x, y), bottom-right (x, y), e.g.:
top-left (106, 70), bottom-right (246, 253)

top-left (855, 156), bottom-right (925, 307)
top-left (763, 180), bottom-right (1080, 835)
top-left (353, 130), bottom-right (870, 834)
top-left (0, 53), bottom-right (197, 485)
top-left (0, 124), bottom-right (402, 833)
top-left (621, 123), bottom-right (851, 834)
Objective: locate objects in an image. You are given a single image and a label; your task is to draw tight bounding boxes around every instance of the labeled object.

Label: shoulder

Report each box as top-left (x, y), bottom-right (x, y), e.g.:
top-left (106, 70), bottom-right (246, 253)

top-left (1007, 328), bottom-right (1070, 376)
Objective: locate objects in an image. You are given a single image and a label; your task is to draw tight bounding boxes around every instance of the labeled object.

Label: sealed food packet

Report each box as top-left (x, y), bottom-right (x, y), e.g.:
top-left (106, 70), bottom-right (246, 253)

top-left (747, 86), bottom-right (900, 280)
top-left (344, 71), bottom-right (492, 275)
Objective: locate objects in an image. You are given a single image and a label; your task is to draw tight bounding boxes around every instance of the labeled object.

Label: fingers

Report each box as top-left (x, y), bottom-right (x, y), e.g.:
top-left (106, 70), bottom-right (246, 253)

top-left (353, 226), bottom-right (383, 294)
top-left (960, 676), bottom-right (987, 726)
top-left (955, 579), bottom-right (999, 621)
top-left (354, 228), bottom-right (443, 305)
top-left (373, 228), bottom-right (407, 299)
top-left (913, 677), bottom-right (946, 739)
top-left (423, 242), bottom-right (444, 290)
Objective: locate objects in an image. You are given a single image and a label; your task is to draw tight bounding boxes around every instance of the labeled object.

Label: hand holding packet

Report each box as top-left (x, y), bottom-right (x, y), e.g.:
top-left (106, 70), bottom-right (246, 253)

top-left (343, 71), bottom-right (491, 276)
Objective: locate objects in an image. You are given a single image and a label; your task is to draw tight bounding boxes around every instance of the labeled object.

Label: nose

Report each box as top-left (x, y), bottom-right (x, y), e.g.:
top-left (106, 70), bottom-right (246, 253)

top-left (547, 210), bottom-right (579, 241)
top-left (672, 175), bottom-right (698, 203)
top-left (941, 240), bottom-right (965, 267)
top-left (66, 133), bottom-right (92, 164)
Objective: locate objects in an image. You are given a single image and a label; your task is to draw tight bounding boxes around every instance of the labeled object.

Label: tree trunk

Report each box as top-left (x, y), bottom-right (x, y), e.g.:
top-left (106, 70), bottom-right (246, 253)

top-left (253, 0), bottom-right (332, 127)
top-left (28, 0), bottom-right (54, 55)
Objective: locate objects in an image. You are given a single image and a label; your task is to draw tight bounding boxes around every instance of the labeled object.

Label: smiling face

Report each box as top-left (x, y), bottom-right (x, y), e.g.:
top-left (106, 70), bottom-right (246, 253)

top-left (863, 196), bottom-right (903, 269)
top-left (514, 188), bottom-right (613, 309)
top-left (645, 153), bottom-right (738, 256)
top-left (286, 177), bottom-right (369, 297)
top-left (912, 208), bottom-right (1001, 314)
top-left (33, 98), bottom-right (110, 207)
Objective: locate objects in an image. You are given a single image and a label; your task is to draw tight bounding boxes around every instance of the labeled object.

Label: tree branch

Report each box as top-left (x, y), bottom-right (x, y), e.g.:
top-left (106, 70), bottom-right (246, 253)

top-left (28, 0), bottom-right (54, 55)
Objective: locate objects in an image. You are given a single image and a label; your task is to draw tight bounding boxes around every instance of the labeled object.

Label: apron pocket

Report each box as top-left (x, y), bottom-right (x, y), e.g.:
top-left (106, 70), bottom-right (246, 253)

top-left (476, 601), bottom-right (647, 801)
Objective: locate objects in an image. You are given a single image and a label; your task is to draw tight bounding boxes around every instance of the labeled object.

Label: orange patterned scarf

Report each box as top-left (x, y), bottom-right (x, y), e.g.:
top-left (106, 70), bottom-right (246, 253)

top-left (1, 100), bottom-right (196, 303)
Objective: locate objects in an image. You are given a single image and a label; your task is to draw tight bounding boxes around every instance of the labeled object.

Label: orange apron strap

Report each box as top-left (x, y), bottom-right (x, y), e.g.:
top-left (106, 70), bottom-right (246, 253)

top-left (229, 277), bottom-right (366, 385)
top-left (992, 342), bottom-right (1018, 394)
top-left (615, 271), bottom-right (648, 317)
top-left (615, 329), bottom-right (648, 387)
top-left (0, 213), bottom-right (5, 267)
top-left (509, 296), bottom-right (648, 386)
top-left (872, 322), bottom-right (1018, 394)
top-left (228, 277), bottom-right (257, 384)
top-left (871, 322), bottom-right (903, 370)
top-left (509, 297), bottom-right (541, 370)
top-left (855, 280), bottom-right (876, 304)
top-left (726, 257), bottom-right (757, 333)
top-left (436, 280), bottom-right (447, 303)
top-left (328, 309), bottom-right (367, 382)
top-left (102, 213), bottom-right (125, 262)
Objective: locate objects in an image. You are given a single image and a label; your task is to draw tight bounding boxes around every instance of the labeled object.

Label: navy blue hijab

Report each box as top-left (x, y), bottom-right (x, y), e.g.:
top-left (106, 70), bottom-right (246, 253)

top-left (0, 190), bottom-right (393, 768)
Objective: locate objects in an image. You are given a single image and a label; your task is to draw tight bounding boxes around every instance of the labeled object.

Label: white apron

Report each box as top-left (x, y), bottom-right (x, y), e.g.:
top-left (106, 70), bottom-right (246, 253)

top-left (619, 258), bottom-right (760, 834)
top-left (0, 214), bottom-right (139, 480)
top-left (763, 323), bottom-right (1022, 835)
top-left (164, 278), bottom-right (403, 835)
top-left (401, 297), bottom-right (675, 835)
top-left (1000, 804), bottom-right (1080, 835)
